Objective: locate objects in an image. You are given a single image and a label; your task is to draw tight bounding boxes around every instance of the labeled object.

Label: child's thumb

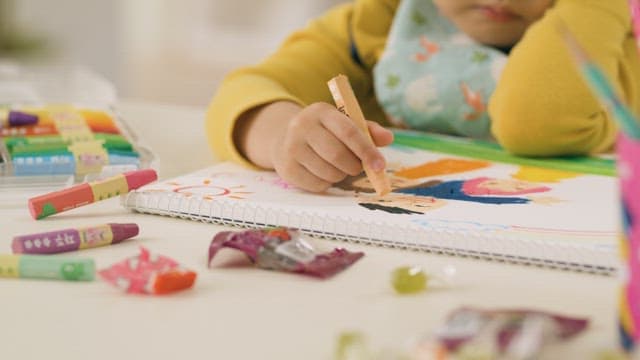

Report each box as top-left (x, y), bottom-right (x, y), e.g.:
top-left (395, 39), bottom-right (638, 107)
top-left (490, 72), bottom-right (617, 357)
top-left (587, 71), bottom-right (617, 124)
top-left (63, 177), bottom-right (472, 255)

top-left (367, 121), bottom-right (394, 146)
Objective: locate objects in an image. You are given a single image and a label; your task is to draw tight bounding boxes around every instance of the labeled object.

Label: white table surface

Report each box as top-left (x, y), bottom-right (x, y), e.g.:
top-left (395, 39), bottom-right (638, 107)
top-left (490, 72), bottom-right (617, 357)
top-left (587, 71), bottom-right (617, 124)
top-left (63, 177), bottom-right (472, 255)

top-left (0, 100), bottom-right (620, 359)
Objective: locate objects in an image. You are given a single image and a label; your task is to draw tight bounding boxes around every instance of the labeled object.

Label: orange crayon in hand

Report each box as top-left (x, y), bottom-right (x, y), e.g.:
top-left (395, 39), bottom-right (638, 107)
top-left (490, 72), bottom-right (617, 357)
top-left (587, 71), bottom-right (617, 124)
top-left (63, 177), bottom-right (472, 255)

top-left (328, 74), bottom-right (391, 196)
top-left (28, 169), bottom-right (157, 220)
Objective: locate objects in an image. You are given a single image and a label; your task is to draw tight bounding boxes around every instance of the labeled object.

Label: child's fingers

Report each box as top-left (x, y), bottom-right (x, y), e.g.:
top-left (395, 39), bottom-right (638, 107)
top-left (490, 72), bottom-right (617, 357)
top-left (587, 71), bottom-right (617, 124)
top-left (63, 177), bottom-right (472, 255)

top-left (275, 160), bottom-right (332, 193)
top-left (321, 116), bottom-right (386, 172)
top-left (307, 127), bottom-right (362, 176)
top-left (367, 121), bottom-right (394, 146)
top-left (295, 143), bottom-right (348, 183)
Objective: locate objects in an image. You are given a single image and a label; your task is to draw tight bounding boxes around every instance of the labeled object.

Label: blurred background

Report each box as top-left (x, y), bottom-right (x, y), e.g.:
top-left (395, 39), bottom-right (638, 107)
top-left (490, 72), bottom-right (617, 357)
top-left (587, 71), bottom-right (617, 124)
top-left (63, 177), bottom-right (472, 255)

top-left (0, 0), bottom-right (346, 106)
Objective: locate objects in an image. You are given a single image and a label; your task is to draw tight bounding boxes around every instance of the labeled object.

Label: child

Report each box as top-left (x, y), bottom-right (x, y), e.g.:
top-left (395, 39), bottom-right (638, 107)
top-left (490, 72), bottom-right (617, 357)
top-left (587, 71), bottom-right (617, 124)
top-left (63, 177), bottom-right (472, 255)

top-left (206, 0), bottom-right (639, 193)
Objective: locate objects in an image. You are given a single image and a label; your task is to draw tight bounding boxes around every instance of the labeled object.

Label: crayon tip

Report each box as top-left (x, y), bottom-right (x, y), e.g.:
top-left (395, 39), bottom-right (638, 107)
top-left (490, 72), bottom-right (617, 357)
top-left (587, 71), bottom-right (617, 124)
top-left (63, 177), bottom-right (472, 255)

top-left (124, 169), bottom-right (158, 190)
top-left (28, 200), bottom-right (57, 220)
top-left (27, 200), bottom-right (37, 219)
top-left (109, 223), bottom-right (140, 244)
top-left (11, 238), bottom-right (24, 254)
top-left (7, 111), bottom-right (38, 127)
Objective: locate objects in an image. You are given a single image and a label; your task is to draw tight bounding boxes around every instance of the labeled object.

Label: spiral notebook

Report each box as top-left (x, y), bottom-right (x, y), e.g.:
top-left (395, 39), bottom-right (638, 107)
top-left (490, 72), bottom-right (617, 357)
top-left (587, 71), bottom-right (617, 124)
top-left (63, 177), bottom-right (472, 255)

top-left (122, 143), bottom-right (619, 274)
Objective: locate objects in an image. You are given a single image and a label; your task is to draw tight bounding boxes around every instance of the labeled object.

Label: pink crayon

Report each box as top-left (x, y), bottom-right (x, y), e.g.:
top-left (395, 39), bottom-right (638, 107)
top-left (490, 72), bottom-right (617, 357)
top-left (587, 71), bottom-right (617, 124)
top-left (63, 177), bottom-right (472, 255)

top-left (28, 168), bottom-right (157, 219)
top-left (12, 223), bottom-right (139, 254)
top-left (618, 132), bottom-right (640, 352)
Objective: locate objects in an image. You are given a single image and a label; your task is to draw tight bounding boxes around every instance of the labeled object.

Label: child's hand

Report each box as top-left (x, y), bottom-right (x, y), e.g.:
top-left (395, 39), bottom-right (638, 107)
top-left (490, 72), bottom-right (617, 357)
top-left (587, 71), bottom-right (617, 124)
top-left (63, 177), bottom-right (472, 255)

top-left (270, 102), bottom-right (393, 193)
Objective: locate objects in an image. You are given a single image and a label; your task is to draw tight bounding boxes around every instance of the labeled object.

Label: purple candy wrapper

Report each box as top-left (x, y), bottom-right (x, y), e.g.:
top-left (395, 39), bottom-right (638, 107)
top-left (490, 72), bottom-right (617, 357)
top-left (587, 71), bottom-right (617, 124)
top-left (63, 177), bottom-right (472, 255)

top-left (208, 227), bottom-right (364, 278)
top-left (434, 307), bottom-right (588, 356)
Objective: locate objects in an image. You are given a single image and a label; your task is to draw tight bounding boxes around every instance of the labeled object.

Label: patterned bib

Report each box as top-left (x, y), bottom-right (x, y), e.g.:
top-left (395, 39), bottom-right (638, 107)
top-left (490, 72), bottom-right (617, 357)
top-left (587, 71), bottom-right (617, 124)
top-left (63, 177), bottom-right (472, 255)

top-left (373, 0), bottom-right (508, 139)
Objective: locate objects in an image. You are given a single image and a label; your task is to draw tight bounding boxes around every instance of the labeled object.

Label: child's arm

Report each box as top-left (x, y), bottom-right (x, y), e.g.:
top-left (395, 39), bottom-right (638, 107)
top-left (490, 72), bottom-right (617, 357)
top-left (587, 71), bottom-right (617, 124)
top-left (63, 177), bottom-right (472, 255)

top-left (206, 0), bottom-right (398, 192)
top-left (489, 0), bottom-right (638, 156)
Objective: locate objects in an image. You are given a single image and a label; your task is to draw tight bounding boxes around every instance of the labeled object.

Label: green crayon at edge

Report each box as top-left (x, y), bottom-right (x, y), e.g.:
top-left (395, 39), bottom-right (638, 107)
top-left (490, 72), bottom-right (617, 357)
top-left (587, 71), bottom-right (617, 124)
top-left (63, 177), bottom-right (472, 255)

top-left (0, 254), bottom-right (95, 281)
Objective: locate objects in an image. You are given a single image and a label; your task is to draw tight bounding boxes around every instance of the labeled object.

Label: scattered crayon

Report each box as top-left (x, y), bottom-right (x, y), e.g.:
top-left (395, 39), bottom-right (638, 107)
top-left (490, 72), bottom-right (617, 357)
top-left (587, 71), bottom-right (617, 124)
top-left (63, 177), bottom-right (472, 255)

top-left (0, 254), bottom-right (95, 281)
top-left (12, 223), bottom-right (139, 254)
top-left (28, 168), bottom-right (157, 219)
top-left (1, 110), bottom-right (39, 127)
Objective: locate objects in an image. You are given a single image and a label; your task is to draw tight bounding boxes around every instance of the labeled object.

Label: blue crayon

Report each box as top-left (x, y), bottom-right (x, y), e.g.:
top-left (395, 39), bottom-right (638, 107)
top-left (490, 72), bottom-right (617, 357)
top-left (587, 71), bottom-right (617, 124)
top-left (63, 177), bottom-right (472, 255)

top-left (12, 152), bottom-right (141, 176)
top-left (12, 153), bottom-right (75, 175)
top-left (108, 153), bottom-right (140, 167)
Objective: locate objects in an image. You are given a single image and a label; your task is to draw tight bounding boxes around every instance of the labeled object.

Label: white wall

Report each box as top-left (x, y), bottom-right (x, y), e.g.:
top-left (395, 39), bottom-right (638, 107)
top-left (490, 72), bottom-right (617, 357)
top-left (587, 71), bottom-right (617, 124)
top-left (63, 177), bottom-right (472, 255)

top-left (12, 0), bottom-right (124, 88)
top-left (9, 0), bottom-right (347, 106)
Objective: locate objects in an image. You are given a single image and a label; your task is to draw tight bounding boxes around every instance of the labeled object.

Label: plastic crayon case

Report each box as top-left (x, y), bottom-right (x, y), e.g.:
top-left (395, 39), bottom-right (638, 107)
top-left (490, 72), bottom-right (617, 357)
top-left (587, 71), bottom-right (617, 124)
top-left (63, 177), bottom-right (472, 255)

top-left (0, 105), bottom-right (156, 190)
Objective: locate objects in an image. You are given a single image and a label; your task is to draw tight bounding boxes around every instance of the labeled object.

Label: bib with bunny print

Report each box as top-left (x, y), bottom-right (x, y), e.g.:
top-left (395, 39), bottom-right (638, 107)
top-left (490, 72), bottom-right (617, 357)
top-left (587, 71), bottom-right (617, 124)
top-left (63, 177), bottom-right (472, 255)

top-left (373, 0), bottom-right (508, 138)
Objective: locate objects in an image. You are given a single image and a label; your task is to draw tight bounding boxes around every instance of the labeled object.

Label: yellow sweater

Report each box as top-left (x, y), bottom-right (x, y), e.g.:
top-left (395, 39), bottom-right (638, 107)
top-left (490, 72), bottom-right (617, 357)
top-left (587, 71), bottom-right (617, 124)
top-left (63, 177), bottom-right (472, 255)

top-left (206, 0), bottom-right (640, 164)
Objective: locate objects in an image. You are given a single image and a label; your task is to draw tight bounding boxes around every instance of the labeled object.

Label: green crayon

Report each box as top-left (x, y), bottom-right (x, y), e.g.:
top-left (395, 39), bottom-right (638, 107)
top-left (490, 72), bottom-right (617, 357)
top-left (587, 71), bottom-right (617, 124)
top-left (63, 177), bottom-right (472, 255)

top-left (4, 135), bottom-right (67, 151)
top-left (10, 142), bottom-right (71, 155)
top-left (0, 254), bottom-right (95, 281)
top-left (10, 147), bottom-right (73, 157)
top-left (94, 133), bottom-right (134, 150)
top-left (7, 135), bottom-right (133, 154)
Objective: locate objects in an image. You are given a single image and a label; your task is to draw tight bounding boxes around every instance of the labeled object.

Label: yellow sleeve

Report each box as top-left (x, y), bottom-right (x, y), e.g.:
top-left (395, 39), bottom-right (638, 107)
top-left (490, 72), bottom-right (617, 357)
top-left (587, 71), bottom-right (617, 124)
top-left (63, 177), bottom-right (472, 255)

top-left (205, 0), bottom-right (398, 165)
top-left (489, 0), bottom-right (640, 156)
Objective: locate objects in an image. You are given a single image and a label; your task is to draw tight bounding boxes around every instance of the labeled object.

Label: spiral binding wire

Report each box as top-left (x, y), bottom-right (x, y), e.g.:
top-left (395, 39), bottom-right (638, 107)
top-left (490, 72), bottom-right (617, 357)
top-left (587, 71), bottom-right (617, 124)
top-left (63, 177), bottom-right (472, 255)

top-left (123, 191), bottom-right (618, 276)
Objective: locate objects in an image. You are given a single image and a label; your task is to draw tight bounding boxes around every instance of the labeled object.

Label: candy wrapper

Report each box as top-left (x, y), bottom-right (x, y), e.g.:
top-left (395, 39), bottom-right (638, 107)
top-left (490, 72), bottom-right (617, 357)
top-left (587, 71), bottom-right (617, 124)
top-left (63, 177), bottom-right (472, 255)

top-left (208, 227), bottom-right (364, 278)
top-left (99, 247), bottom-right (197, 295)
top-left (433, 307), bottom-right (588, 359)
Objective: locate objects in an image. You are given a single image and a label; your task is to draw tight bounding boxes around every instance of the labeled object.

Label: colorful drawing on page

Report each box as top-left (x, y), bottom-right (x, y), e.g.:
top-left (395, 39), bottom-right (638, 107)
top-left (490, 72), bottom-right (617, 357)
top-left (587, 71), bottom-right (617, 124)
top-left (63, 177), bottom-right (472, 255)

top-left (335, 172), bottom-right (429, 193)
top-left (394, 158), bottom-right (490, 179)
top-left (335, 149), bottom-right (563, 208)
top-left (120, 144), bottom-right (619, 275)
top-left (160, 178), bottom-right (253, 200)
top-left (126, 145), bottom-right (617, 243)
top-left (511, 166), bottom-right (581, 183)
top-left (354, 192), bottom-right (446, 214)
top-left (256, 175), bottom-right (296, 190)
top-left (395, 177), bottom-right (552, 205)
top-left (334, 173), bottom-right (446, 214)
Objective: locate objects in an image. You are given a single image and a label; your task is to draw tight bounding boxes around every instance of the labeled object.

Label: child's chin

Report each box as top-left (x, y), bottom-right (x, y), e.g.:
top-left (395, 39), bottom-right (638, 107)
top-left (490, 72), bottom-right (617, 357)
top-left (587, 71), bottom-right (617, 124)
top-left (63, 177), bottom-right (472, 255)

top-left (465, 23), bottom-right (525, 48)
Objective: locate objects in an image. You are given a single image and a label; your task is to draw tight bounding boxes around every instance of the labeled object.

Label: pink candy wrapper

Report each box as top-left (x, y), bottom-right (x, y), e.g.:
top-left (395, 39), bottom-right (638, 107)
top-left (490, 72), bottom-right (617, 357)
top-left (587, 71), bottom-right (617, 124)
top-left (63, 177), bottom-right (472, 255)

top-left (99, 247), bottom-right (197, 295)
top-left (208, 227), bottom-right (364, 278)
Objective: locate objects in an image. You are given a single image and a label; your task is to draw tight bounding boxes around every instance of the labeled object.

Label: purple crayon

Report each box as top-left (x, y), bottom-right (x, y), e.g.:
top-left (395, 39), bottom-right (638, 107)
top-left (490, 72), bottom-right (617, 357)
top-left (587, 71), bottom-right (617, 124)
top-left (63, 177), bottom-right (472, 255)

top-left (2, 111), bottom-right (39, 127)
top-left (12, 223), bottom-right (139, 255)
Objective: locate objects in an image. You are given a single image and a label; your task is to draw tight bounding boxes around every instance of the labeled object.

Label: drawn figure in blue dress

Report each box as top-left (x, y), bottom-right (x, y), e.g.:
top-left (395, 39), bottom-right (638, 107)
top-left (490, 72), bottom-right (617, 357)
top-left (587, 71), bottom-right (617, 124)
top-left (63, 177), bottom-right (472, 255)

top-left (335, 173), bottom-right (446, 214)
top-left (396, 176), bottom-right (552, 205)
